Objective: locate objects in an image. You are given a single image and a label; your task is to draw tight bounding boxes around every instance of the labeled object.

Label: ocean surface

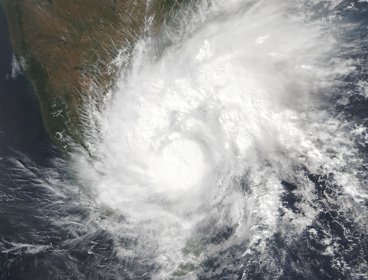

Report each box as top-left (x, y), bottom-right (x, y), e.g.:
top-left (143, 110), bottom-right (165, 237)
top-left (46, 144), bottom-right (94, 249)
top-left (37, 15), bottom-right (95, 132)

top-left (1, 1), bottom-right (368, 279)
top-left (0, 6), bottom-right (66, 279)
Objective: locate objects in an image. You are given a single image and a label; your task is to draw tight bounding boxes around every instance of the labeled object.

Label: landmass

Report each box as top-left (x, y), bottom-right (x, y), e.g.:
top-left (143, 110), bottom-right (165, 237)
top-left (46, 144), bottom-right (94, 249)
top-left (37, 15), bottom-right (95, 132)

top-left (3, 0), bottom-right (183, 151)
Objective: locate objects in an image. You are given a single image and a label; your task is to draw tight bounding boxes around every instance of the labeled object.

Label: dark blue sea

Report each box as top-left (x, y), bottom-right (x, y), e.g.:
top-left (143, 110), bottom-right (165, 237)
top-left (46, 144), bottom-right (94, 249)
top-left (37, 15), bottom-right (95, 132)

top-left (1, 1), bottom-right (368, 279)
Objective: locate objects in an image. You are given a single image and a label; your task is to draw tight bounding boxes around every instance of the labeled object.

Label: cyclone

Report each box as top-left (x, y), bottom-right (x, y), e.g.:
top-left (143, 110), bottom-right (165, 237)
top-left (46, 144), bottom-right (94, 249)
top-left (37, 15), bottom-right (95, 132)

top-left (67, 0), bottom-right (368, 279)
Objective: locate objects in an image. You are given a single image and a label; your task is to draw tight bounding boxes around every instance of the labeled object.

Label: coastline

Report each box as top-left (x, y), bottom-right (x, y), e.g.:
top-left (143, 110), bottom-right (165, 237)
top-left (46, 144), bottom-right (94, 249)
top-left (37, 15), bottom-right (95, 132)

top-left (0, 3), bottom-right (55, 162)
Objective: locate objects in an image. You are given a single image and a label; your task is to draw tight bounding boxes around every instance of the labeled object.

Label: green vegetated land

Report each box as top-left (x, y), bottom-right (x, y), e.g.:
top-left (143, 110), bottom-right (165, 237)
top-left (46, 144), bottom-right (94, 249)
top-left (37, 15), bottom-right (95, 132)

top-left (3, 0), bottom-right (185, 151)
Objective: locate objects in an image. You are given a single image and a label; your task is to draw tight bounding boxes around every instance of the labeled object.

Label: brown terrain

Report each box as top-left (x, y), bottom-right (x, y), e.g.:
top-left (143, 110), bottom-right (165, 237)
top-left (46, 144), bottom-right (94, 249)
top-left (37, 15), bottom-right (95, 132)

top-left (3, 0), bottom-right (182, 150)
